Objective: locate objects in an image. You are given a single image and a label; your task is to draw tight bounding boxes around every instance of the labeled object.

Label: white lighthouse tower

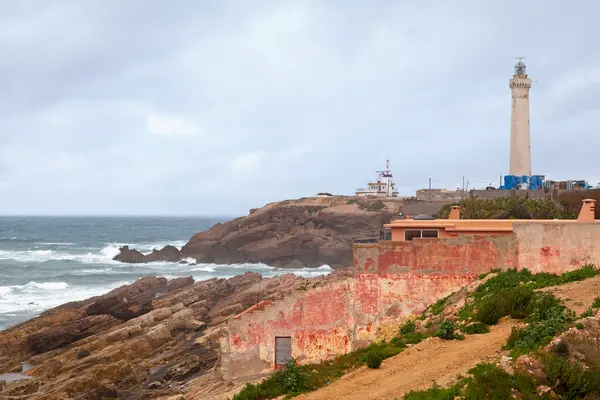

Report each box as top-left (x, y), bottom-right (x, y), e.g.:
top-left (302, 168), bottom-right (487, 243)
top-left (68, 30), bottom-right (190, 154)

top-left (509, 58), bottom-right (532, 176)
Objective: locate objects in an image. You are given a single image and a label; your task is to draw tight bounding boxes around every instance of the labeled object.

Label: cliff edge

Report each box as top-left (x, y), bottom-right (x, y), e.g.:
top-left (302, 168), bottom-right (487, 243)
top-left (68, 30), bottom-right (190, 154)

top-left (114, 196), bottom-right (403, 268)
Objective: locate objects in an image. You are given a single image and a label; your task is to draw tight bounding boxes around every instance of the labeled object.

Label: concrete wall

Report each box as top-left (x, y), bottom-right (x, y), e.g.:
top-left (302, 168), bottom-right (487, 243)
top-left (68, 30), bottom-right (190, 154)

top-left (352, 273), bottom-right (475, 346)
top-left (219, 270), bottom-right (477, 379)
top-left (220, 222), bottom-right (600, 380)
top-left (220, 280), bottom-right (355, 380)
top-left (354, 236), bottom-right (517, 276)
top-left (515, 222), bottom-right (600, 274)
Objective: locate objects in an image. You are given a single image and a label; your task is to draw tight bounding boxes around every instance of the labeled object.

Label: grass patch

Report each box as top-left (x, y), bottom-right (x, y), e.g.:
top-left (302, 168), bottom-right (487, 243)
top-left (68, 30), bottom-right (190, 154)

top-left (408, 354), bottom-right (600, 400)
top-left (426, 297), bottom-right (448, 316)
top-left (458, 266), bottom-right (600, 324)
top-left (541, 353), bottom-right (600, 398)
top-left (592, 297), bottom-right (600, 309)
top-left (462, 322), bottom-right (490, 335)
top-left (405, 363), bottom-right (537, 400)
top-left (504, 294), bottom-right (575, 356)
top-left (400, 319), bottom-right (416, 334)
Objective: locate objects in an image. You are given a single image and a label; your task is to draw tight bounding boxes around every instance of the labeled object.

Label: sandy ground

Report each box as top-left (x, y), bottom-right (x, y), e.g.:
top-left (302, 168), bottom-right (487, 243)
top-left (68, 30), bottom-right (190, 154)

top-left (298, 322), bottom-right (515, 400)
top-left (539, 275), bottom-right (600, 314)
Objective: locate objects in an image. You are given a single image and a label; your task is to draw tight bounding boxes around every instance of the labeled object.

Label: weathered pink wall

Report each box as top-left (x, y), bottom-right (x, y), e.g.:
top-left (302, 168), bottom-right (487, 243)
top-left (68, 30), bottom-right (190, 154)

top-left (220, 222), bottom-right (600, 381)
top-left (354, 235), bottom-right (517, 276)
top-left (220, 280), bottom-right (355, 380)
top-left (514, 223), bottom-right (600, 274)
top-left (352, 273), bottom-right (476, 345)
top-left (220, 272), bottom-right (476, 379)
top-left (355, 223), bottom-right (600, 276)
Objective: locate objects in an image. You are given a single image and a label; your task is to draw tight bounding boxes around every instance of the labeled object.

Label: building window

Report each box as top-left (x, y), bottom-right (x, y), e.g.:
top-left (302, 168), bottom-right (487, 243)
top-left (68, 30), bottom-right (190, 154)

top-left (275, 336), bottom-right (292, 366)
top-left (421, 230), bottom-right (439, 238)
top-left (405, 229), bottom-right (439, 241)
top-left (405, 230), bottom-right (422, 241)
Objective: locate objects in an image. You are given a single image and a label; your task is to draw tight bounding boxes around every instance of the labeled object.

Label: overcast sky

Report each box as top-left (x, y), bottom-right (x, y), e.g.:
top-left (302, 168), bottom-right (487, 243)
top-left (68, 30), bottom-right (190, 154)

top-left (1, 0), bottom-right (598, 216)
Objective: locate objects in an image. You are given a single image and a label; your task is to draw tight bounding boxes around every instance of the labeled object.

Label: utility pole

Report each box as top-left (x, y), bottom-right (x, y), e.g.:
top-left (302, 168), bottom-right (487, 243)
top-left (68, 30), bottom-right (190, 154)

top-left (462, 176), bottom-right (465, 192)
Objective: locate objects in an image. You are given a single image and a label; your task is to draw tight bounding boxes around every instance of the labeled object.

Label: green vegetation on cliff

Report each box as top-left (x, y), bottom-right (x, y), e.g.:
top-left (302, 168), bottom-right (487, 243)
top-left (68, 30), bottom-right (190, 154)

top-left (407, 265), bottom-right (600, 399)
top-left (436, 197), bottom-right (576, 219)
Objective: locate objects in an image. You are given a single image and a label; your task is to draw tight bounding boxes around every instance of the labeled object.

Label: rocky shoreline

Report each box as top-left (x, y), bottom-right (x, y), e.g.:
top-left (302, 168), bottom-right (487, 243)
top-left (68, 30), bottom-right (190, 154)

top-left (0, 269), bottom-right (352, 399)
top-left (113, 196), bottom-right (403, 268)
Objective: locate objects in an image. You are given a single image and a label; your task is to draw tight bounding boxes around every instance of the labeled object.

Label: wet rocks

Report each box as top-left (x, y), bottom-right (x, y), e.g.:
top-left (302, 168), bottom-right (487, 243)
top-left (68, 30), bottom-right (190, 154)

top-left (113, 245), bottom-right (183, 264)
top-left (0, 270), bottom-right (346, 399)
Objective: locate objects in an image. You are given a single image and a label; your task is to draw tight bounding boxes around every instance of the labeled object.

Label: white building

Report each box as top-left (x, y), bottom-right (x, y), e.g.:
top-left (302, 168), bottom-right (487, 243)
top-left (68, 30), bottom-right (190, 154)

top-left (355, 160), bottom-right (399, 198)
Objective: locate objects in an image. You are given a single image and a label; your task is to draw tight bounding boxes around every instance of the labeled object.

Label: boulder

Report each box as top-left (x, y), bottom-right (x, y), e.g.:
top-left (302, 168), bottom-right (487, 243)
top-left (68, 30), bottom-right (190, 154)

top-left (112, 246), bottom-right (145, 263)
top-left (145, 245), bottom-right (182, 263)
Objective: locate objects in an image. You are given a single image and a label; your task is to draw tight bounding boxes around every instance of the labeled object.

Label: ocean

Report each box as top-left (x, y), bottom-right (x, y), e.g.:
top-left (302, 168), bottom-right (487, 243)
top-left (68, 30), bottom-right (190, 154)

top-left (0, 216), bottom-right (331, 331)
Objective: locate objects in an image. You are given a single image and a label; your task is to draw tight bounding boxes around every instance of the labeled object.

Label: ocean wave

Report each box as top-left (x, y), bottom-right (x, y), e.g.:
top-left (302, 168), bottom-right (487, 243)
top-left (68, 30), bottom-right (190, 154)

top-left (0, 240), bottom-right (189, 265)
top-left (0, 249), bottom-right (114, 264)
top-left (190, 266), bottom-right (216, 272)
top-left (37, 242), bottom-right (78, 246)
top-left (227, 262), bottom-right (275, 270)
top-left (70, 268), bottom-right (116, 275)
top-left (0, 280), bottom-right (130, 315)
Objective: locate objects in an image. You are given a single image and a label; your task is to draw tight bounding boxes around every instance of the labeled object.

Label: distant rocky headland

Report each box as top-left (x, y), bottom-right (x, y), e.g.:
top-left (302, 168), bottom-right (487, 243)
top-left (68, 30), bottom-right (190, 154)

top-left (113, 196), bottom-right (404, 268)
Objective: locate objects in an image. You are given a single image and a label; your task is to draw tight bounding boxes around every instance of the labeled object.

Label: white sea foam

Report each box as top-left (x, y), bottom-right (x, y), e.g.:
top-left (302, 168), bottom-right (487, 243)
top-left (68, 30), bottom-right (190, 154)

top-left (227, 262), bottom-right (275, 270)
top-left (37, 242), bottom-right (78, 246)
top-left (190, 266), bottom-right (216, 272)
top-left (70, 268), bottom-right (116, 275)
top-left (0, 280), bottom-right (130, 315)
top-left (0, 240), bottom-right (189, 265)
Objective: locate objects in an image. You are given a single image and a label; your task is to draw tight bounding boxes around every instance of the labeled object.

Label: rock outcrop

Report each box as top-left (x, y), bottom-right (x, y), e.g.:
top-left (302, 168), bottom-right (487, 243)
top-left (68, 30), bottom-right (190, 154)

top-left (0, 269), bottom-right (351, 399)
top-left (114, 196), bottom-right (403, 267)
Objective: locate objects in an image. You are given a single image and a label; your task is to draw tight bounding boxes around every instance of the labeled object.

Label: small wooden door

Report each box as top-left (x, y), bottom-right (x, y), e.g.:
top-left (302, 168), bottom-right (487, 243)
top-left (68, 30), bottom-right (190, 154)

top-left (275, 336), bottom-right (292, 366)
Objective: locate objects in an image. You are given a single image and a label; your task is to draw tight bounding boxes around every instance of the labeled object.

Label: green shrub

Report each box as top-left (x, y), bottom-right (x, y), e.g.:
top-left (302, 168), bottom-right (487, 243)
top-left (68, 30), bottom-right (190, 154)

top-left (462, 322), bottom-right (490, 335)
top-left (428, 297), bottom-right (447, 315)
top-left (364, 347), bottom-right (384, 369)
top-left (552, 340), bottom-right (570, 357)
top-left (406, 363), bottom-right (537, 400)
top-left (505, 294), bottom-right (574, 356)
top-left (542, 353), bottom-right (600, 398)
top-left (389, 336), bottom-right (406, 349)
top-left (401, 331), bottom-right (427, 344)
top-left (404, 383), bottom-right (461, 400)
top-left (475, 296), bottom-right (503, 325)
top-left (233, 358), bottom-right (312, 400)
top-left (400, 320), bottom-right (416, 334)
top-left (575, 322), bottom-right (585, 330)
top-left (580, 307), bottom-right (594, 318)
top-left (504, 285), bottom-right (534, 319)
top-left (436, 320), bottom-right (457, 340)
top-left (592, 297), bottom-right (600, 309)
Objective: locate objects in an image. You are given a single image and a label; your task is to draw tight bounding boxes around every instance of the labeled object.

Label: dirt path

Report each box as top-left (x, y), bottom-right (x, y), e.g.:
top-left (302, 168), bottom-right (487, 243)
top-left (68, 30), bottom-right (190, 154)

top-left (540, 275), bottom-right (600, 315)
top-left (299, 322), bottom-right (515, 400)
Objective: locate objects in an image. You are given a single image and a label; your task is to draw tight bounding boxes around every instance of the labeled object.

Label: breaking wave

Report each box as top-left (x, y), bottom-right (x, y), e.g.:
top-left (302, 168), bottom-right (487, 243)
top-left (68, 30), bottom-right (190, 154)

top-left (0, 241), bottom-right (189, 265)
top-left (0, 281), bottom-right (129, 315)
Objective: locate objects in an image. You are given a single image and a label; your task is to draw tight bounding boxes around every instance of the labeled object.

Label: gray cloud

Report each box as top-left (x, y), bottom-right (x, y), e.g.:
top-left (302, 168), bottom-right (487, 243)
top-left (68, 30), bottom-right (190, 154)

top-left (1, 0), bottom-right (599, 215)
